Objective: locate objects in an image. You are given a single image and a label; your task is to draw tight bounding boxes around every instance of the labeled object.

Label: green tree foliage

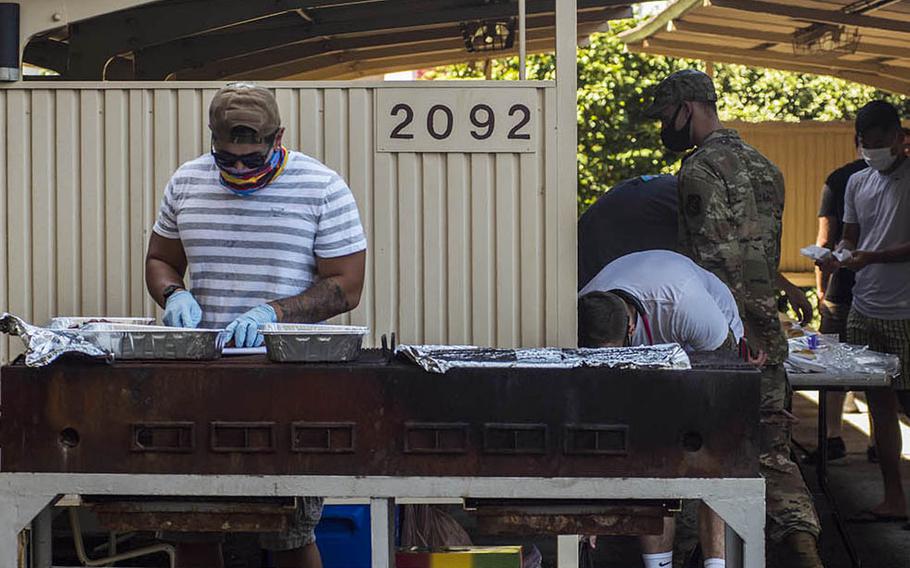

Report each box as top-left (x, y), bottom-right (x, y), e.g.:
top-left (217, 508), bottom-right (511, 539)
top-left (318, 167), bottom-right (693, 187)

top-left (421, 19), bottom-right (908, 212)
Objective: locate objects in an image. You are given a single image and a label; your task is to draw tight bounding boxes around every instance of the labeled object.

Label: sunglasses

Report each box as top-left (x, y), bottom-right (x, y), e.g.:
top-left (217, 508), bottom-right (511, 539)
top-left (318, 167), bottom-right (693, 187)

top-left (211, 147), bottom-right (272, 169)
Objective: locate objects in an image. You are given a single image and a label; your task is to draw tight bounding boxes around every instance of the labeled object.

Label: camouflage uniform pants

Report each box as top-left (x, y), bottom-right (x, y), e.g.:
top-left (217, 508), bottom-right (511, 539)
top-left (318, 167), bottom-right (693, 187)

top-left (760, 364), bottom-right (821, 542)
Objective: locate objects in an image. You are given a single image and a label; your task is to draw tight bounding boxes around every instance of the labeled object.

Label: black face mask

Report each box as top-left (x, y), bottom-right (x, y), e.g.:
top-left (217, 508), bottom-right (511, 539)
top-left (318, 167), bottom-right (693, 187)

top-left (660, 104), bottom-right (694, 152)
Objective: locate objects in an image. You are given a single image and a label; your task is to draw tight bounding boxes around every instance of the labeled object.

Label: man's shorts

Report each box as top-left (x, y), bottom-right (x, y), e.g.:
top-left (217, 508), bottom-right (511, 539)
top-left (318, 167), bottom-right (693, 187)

top-left (819, 300), bottom-right (850, 341)
top-left (259, 497), bottom-right (324, 551)
top-left (846, 309), bottom-right (910, 390)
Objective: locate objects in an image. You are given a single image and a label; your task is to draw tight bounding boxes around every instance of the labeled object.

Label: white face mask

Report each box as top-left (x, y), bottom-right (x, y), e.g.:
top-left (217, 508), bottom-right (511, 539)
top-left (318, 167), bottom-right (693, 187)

top-left (862, 146), bottom-right (898, 171)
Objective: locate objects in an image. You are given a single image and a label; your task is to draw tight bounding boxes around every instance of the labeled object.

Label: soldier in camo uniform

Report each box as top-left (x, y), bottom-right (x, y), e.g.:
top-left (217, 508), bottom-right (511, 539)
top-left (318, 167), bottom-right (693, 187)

top-left (645, 69), bottom-right (824, 568)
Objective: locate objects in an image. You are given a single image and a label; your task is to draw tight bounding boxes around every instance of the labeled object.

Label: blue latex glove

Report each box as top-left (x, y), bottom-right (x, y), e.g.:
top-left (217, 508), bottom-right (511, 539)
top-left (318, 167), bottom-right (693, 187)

top-left (224, 304), bottom-right (278, 348)
top-left (162, 290), bottom-right (202, 328)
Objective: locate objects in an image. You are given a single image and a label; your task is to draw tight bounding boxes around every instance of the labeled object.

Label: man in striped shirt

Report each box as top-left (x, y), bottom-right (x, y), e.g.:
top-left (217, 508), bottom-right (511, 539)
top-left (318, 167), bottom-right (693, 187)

top-left (145, 83), bottom-right (366, 568)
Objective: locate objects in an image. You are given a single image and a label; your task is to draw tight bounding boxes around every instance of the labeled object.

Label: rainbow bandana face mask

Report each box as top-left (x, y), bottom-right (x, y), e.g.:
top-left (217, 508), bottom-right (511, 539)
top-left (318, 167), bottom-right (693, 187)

top-left (215, 145), bottom-right (289, 196)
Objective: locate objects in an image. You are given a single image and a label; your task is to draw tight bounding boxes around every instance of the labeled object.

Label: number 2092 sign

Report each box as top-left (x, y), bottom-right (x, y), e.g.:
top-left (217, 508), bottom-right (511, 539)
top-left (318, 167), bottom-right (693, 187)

top-left (376, 88), bottom-right (537, 153)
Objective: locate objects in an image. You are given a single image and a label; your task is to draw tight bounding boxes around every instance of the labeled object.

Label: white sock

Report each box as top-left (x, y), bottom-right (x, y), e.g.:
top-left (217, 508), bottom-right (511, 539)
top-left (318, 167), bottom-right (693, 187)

top-left (704, 559), bottom-right (725, 568)
top-left (642, 551), bottom-right (673, 568)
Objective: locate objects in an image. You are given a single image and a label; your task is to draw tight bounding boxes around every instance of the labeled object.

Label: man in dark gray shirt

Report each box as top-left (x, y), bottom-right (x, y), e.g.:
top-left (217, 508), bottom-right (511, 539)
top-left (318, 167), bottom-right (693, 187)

top-left (577, 175), bottom-right (678, 289)
top-left (577, 175), bottom-right (812, 323)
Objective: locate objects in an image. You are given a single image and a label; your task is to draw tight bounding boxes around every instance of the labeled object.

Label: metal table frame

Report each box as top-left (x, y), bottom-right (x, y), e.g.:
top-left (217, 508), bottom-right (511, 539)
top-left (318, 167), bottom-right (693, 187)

top-left (789, 371), bottom-right (893, 568)
top-left (0, 474), bottom-right (765, 568)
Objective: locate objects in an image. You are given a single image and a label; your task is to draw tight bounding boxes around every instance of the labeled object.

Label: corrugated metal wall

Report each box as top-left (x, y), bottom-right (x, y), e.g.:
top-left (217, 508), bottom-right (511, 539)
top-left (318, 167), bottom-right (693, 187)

top-left (0, 82), bottom-right (568, 363)
top-left (732, 121), bottom-right (858, 276)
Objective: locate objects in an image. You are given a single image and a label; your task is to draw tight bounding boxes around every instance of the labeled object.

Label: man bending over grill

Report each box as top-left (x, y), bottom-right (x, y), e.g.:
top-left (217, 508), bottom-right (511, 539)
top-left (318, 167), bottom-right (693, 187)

top-left (145, 83), bottom-right (367, 568)
top-left (578, 249), bottom-right (756, 568)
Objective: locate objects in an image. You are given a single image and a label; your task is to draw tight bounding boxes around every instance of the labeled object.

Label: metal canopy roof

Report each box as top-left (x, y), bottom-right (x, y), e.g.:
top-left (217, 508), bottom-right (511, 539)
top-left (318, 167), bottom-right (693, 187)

top-left (23, 0), bottom-right (632, 81)
top-left (620, 0), bottom-right (910, 94)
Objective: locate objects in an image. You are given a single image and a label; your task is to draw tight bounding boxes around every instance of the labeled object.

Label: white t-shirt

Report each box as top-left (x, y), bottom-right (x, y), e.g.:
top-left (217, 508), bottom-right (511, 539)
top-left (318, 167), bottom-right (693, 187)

top-left (843, 158), bottom-right (910, 319)
top-left (153, 151), bottom-right (367, 329)
top-left (579, 250), bottom-right (744, 351)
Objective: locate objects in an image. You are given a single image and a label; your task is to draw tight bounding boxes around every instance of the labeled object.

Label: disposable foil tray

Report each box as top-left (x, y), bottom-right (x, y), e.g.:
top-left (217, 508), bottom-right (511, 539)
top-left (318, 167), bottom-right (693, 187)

top-left (261, 323), bottom-right (368, 363)
top-left (47, 316), bottom-right (156, 330)
top-left (74, 323), bottom-right (224, 360)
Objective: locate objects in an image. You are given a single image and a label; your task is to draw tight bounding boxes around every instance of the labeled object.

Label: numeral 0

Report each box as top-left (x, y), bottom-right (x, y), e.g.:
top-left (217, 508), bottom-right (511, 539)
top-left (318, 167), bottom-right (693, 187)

top-left (427, 104), bottom-right (454, 140)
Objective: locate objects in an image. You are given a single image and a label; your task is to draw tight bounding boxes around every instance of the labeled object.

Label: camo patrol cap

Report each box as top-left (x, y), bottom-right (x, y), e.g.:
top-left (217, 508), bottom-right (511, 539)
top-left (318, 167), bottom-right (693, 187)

top-left (645, 69), bottom-right (718, 119)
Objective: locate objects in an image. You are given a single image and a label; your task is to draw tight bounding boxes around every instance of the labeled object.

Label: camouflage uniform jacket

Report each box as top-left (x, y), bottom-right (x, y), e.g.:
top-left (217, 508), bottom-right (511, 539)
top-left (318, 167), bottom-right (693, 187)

top-left (677, 128), bottom-right (789, 364)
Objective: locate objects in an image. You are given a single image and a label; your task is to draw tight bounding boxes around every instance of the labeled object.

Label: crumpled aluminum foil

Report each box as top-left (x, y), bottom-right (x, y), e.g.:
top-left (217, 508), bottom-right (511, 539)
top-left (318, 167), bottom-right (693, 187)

top-left (0, 313), bottom-right (113, 367)
top-left (396, 343), bottom-right (691, 374)
top-left (573, 344), bottom-right (691, 369)
top-left (787, 334), bottom-right (901, 377)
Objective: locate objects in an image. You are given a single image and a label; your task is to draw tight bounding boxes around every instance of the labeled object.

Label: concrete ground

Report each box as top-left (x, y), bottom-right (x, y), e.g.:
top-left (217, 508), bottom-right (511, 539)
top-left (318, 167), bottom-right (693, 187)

top-left (792, 391), bottom-right (910, 568)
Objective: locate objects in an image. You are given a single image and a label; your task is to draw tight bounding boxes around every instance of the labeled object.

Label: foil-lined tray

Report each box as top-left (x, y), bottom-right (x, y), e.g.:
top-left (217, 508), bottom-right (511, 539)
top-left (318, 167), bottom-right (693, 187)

top-left (47, 316), bottom-right (156, 330)
top-left (0, 313), bottom-right (112, 367)
top-left (261, 323), bottom-right (368, 363)
top-left (395, 343), bottom-right (691, 374)
top-left (74, 323), bottom-right (225, 360)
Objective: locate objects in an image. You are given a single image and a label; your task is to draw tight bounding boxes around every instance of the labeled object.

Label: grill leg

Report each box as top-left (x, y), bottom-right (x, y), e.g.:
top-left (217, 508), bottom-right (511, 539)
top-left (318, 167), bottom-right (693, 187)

top-left (0, 523), bottom-right (17, 568)
top-left (704, 486), bottom-right (765, 568)
top-left (370, 498), bottom-right (395, 568)
top-left (724, 522), bottom-right (743, 568)
top-left (557, 534), bottom-right (580, 568)
top-left (32, 506), bottom-right (53, 568)
top-left (0, 491), bottom-right (55, 568)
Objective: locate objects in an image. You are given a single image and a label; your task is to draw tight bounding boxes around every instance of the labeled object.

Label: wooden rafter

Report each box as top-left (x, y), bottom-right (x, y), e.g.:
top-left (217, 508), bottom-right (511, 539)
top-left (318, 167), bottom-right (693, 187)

top-left (620, 0), bottom-right (910, 95)
top-left (172, 8), bottom-right (622, 81)
top-left (710, 0), bottom-right (910, 35)
top-left (672, 20), bottom-right (908, 60)
top-left (134, 0), bottom-right (625, 80)
top-left (627, 41), bottom-right (910, 94)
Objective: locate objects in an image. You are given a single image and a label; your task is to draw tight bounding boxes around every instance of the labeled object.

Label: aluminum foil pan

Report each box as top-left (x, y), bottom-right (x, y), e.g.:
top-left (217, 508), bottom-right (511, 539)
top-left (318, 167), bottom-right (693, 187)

top-left (396, 343), bottom-right (691, 374)
top-left (261, 323), bottom-right (368, 362)
top-left (74, 323), bottom-right (225, 360)
top-left (47, 316), bottom-right (156, 330)
top-left (0, 313), bottom-right (112, 367)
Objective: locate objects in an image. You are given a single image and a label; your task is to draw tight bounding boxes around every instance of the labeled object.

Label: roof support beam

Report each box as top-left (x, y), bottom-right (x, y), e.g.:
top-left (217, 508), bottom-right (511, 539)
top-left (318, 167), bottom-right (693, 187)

top-left (627, 43), bottom-right (910, 95)
top-left (63, 0), bottom-right (336, 79)
top-left (22, 37), bottom-right (67, 74)
top-left (216, 23), bottom-right (605, 81)
top-left (843, 0), bottom-right (905, 15)
top-left (640, 37), bottom-right (910, 80)
top-left (618, 0), bottom-right (702, 43)
top-left (710, 0), bottom-right (910, 35)
top-left (270, 36), bottom-right (567, 81)
top-left (278, 36), bottom-right (565, 80)
top-left (173, 8), bottom-right (624, 81)
top-left (672, 20), bottom-right (910, 59)
top-left (555, 0), bottom-right (578, 346)
top-left (132, 0), bottom-right (625, 80)
top-left (18, 0), bottom-right (157, 67)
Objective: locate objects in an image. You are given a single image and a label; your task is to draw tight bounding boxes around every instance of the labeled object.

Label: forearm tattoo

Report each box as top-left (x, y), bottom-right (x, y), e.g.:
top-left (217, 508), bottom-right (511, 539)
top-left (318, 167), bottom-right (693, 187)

top-left (271, 277), bottom-right (351, 323)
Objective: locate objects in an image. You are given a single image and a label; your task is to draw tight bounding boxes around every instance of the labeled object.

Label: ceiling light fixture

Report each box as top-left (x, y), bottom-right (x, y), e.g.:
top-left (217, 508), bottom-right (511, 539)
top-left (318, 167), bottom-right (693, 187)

top-left (460, 18), bottom-right (516, 53)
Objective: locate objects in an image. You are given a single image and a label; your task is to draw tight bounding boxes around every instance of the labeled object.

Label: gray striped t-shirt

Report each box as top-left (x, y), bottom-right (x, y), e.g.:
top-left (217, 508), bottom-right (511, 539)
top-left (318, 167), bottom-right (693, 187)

top-left (153, 151), bottom-right (367, 329)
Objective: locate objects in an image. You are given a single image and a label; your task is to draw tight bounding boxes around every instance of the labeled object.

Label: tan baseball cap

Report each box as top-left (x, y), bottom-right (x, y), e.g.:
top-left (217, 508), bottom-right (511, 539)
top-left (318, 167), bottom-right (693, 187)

top-left (209, 83), bottom-right (281, 143)
top-left (645, 69), bottom-right (717, 119)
